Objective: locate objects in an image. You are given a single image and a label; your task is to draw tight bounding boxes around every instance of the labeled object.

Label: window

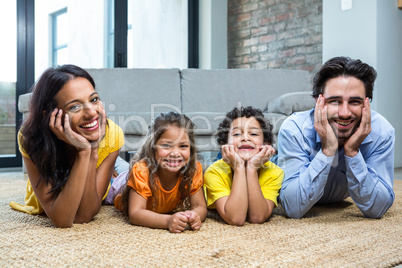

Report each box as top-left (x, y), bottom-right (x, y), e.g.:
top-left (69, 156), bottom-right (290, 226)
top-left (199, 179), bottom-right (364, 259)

top-left (51, 8), bottom-right (68, 66)
top-left (4, 0), bottom-right (199, 168)
top-left (0, 1), bottom-right (17, 161)
top-left (106, 0), bottom-right (114, 68)
top-left (127, 0), bottom-right (189, 69)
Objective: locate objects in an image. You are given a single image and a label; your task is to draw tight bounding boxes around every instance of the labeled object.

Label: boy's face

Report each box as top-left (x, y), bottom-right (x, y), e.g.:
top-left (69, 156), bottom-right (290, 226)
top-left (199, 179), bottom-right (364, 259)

top-left (227, 116), bottom-right (265, 161)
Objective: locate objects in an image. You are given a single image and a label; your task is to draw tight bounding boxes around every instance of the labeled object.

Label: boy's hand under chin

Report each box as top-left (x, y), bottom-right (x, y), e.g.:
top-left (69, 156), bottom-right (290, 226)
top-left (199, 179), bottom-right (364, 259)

top-left (247, 145), bottom-right (275, 170)
top-left (221, 145), bottom-right (245, 170)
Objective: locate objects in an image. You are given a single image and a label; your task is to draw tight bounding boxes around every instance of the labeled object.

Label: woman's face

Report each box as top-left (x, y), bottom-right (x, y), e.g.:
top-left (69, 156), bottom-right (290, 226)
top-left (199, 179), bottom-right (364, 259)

top-left (54, 77), bottom-right (103, 142)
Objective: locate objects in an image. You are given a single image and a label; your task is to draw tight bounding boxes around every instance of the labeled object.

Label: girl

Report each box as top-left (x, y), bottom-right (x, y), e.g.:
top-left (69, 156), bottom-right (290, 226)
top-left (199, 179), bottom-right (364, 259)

top-left (113, 112), bottom-right (207, 233)
top-left (9, 65), bottom-right (125, 228)
top-left (204, 106), bottom-right (284, 226)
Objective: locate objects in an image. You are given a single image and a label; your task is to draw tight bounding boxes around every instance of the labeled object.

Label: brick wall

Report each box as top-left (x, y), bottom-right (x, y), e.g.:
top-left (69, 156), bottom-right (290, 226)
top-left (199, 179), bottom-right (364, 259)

top-left (227, 0), bottom-right (322, 77)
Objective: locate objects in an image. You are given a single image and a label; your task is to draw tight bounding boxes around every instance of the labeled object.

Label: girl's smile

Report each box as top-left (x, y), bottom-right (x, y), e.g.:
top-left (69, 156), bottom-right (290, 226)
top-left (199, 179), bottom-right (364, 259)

top-left (155, 125), bottom-right (191, 175)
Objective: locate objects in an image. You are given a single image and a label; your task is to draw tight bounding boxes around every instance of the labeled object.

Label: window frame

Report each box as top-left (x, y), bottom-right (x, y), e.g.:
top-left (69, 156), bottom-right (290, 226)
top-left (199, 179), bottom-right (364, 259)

top-left (51, 7), bottom-right (67, 66)
top-left (6, 0), bottom-right (199, 168)
top-left (1, 0), bottom-right (34, 168)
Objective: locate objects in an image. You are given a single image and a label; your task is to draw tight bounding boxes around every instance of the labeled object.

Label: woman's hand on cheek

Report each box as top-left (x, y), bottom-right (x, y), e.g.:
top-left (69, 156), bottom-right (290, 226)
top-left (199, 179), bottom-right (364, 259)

top-left (49, 108), bottom-right (90, 151)
top-left (64, 113), bottom-right (92, 150)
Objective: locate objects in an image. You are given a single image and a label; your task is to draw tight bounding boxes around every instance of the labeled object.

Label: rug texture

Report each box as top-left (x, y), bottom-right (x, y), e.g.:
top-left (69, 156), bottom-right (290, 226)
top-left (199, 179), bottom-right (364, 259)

top-left (0, 173), bottom-right (401, 267)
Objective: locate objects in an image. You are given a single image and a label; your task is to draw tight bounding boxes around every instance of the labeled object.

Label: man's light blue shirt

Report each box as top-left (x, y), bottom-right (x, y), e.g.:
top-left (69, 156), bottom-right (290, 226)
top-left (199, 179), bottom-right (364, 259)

top-left (278, 109), bottom-right (395, 219)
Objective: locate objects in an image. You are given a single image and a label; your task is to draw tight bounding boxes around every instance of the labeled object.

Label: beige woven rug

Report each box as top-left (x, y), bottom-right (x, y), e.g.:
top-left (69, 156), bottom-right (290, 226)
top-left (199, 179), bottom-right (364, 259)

top-left (0, 172), bottom-right (401, 267)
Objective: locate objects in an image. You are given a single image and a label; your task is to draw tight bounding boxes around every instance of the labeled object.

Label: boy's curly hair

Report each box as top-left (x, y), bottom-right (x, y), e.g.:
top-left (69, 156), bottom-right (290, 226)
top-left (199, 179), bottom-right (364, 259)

top-left (216, 106), bottom-right (273, 145)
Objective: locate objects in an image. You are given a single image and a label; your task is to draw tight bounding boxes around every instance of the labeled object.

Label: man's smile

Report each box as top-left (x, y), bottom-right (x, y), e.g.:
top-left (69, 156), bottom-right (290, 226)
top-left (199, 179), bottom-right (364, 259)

top-left (333, 119), bottom-right (354, 127)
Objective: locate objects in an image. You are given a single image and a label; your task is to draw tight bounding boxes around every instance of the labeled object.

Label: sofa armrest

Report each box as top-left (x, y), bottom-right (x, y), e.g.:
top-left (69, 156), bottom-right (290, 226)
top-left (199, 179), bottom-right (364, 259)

top-left (267, 91), bottom-right (315, 115)
top-left (18, 93), bottom-right (33, 113)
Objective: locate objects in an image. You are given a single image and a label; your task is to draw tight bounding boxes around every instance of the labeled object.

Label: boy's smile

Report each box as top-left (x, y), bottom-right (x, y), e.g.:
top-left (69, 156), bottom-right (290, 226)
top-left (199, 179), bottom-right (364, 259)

top-left (228, 116), bottom-right (264, 161)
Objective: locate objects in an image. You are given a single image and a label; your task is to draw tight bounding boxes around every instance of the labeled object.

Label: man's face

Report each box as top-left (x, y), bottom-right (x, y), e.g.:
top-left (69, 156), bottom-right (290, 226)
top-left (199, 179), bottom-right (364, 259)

top-left (323, 76), bottom-right (366, 143)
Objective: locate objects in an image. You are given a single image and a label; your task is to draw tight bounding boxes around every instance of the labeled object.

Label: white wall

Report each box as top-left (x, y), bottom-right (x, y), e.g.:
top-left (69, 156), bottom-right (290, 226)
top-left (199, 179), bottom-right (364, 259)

top-left (35, 0), bottom-right (106, 80)
top-left (323, 0), bottom-right (402, 167)
top-left (376, 1), bottom-right (402, 168)
top-left (199, 0), bottom-right (227, 69)
top-left (129, 0), bottom-right (187, 69)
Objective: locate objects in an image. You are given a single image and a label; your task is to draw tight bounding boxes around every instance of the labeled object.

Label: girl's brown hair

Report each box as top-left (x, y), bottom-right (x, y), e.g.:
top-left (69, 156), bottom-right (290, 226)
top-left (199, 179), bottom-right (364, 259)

top-left (119, 111), bottom-right (198, 214)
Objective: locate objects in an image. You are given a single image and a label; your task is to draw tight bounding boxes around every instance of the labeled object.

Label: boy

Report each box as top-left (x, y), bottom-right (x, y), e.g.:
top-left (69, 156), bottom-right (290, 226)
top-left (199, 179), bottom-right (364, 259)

top-left (204, 106), bottom-right (284, 225)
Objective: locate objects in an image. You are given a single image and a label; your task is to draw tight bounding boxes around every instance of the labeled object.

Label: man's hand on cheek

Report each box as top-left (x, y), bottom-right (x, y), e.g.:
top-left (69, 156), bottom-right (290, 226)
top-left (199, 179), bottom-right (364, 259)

top-left (314, 95), bottom-right (338, 157)
top-left (344, 98), bottom-right (371, 157)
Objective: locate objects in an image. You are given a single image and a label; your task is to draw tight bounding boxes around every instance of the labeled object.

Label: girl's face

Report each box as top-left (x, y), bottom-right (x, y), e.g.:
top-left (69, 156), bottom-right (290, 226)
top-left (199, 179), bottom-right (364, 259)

top-left (154, 125), bottom-right (191, 175)
top-left (228, 116), bottom-right (265, 160)
top-left (54, 77), bottom-right (102, 142)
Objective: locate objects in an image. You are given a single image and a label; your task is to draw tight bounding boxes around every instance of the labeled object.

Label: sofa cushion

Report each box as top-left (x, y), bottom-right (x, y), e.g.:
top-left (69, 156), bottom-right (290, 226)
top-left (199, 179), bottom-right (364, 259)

top-left (87, 68), bottom-right (182, 115)
top-left (107, 112), bottom-right (155, 135)
top-left (268, 91), bottom-right (316, 115)
top-left (184, 112), bottom-right (225, 135)
top-left (180, 69), bottom-right (311, 113)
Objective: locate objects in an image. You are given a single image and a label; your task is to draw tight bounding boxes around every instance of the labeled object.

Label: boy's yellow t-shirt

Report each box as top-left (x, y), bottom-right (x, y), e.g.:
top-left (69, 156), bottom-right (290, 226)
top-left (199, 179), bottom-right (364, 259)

top-left (9, 119), bottom-right (124, 214)
top-left (203, 159), bottom-right (284, 209)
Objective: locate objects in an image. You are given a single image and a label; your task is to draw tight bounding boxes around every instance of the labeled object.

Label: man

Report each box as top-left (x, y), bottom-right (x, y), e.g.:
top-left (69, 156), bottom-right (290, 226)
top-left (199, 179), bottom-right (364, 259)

top-left (277, 56), bottom-right (395, 219)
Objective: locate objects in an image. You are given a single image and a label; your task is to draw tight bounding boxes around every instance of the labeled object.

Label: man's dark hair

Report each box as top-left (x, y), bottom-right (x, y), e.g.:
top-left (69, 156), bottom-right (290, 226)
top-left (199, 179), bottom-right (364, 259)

top-left (312, 56), bottom-right (377, 100)
top-left (216, 106), bottom-right (273, 146)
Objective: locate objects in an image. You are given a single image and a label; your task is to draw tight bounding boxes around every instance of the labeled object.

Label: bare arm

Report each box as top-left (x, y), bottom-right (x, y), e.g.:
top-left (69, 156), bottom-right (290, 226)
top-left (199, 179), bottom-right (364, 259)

top-left (75, 149), bottom-right (119, 223)
top-left (186, 188), bottom-right (207, 230)
top-left (24, 150), bottom-right (91, 228)
top-left (30, 105), bottom-right (116, 227)
top-left (246, 146), bottom-right (276, 223)
top-left (128, 189), bottom-right (189, 233)
top-left (343, 100), bottom-right (394, 218)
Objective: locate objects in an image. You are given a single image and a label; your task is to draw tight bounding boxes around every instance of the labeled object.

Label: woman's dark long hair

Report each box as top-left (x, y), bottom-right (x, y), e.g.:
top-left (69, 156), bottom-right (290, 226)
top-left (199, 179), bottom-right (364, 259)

top-left (21, 64), bottom-right (96, 198)
top-left (119, 112), bottom-right (198, 214)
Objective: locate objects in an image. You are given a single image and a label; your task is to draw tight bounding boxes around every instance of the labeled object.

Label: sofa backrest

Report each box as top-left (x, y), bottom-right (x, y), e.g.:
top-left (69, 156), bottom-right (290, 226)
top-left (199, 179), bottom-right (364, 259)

top-left (180, 69), bottom-right (311, 113)
top-left (18, 68), bottom-right (314, 155)
top-left (87, 68), bottom-right (182, 116)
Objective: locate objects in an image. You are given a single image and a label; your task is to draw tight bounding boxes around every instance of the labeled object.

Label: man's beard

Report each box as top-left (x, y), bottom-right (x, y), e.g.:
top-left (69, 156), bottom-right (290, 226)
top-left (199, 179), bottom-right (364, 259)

top-left (329, 118), bottom-right (361, 146)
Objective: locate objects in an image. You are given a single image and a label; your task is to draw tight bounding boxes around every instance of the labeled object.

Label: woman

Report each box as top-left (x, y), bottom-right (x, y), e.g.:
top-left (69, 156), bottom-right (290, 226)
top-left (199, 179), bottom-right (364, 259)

top-left (9, 65), bottom-right (125, 228)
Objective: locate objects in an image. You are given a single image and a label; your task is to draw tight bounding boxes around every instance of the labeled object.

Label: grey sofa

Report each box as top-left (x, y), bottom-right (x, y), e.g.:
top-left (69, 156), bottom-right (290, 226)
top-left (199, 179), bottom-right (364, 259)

top-left (18, 68), bottom-right (315, 167)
